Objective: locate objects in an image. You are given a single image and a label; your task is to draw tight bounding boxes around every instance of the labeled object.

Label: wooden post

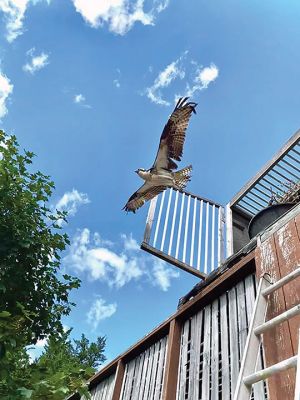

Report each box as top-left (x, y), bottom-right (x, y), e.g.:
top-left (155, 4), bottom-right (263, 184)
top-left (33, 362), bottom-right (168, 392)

top-left (162, 319), bottom-right (182, 400)
top-left (111, 359), bottom-right (125, 400)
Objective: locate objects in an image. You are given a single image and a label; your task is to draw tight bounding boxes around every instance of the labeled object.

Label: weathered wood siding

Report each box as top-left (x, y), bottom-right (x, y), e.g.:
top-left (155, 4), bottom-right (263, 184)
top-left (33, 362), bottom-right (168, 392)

top-left (88, 372), bottom-right (116, 400)
top-left (256, 211), bottom-right (300, 400)
top-left (120, 336), bottom-right (168, 400)
top-left (176, 274), bottom-right (266, 400)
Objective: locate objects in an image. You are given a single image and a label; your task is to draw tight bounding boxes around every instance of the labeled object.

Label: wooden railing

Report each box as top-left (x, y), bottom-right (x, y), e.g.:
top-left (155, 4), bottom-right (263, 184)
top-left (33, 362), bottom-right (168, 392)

top-left (141, 189), bottom-right (226, 279)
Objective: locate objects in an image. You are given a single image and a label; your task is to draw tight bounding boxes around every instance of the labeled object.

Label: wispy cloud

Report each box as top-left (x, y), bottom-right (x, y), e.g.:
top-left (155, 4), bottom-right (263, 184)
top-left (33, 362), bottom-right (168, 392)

top-left (23, 48), bottom-right (49, 74)
top-left (74, 94), bottom-right (85, 104)
top-left (183, 63), bottom-right (219, 98)
top-left (0, 69), bottom-right (13, 119)
top-left (71, 0), bottom-right (169, 36)
top-left (146, 55), bottom-right (186, 106)
top-left (145, 55), bottom-right (219, 106)
top-left (73, 93), bottom-right (91, 108)
top-left (55, 189), bottom-right (90, 218)
top-left (0, 1), bottom-right (49, 42)
top-left (87, 297), bottom-right (117, 330)
top-left (64, 229), bottom-right (179, 291)
top-left (152, 259), bottom-right (179, 291)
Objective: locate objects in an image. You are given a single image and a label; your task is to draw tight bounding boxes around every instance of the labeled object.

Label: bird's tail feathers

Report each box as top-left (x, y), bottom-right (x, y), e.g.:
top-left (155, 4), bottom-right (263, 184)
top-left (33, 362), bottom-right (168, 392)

top-left (174, 165), bottom-right (192, 190)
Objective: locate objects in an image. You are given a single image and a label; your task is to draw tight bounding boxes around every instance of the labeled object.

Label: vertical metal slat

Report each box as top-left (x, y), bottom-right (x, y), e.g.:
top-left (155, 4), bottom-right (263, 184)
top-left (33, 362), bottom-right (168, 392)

top-left (204, 202), bottom-right (210, 274)
top-left (160, 189), bottom-right (173, 252)
top-left (211, 204), bottom-right (216, 272)
top-left (189, 197), bottom-right (197, 267)
top-left (168, 190), bottom-right (179, 255)
top-left (182, 195), bottom-right (191, 263)
top-left (197, 199), bottom-right (204, 271)
top-left (153, 191), bottom-right (166, 248)
top-left (175, 193), bottom-right (185, 259)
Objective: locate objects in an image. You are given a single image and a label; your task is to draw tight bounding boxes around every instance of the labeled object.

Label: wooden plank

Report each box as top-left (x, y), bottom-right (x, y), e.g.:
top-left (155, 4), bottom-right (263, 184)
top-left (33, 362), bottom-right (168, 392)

top-left (107, 374), bottom-right (116, 400)
top-left (143, 344), bottom-right (155, 400)
top-left (162, 319), bottom-right (181, 400)
top-left (141, 242), bottom-right (207, 279)
top-left (154, 337), bottom-right (168, 400)
top-left (256, 234), bottom-right (295, 399)
top-left (275, 218), bottom-right (300, 354)
top-left (192, 310), bottom-right (203, 400)
top-left (178, 319), bottom-right (189, 399)
top-left (137, 348), bottom-right (151, 400)
top-left (228, 286), bottom-right (239, 394)
top-left (131, 352), bottom-right (144, 400)
top-left (122, 359), bottom-right (135, 400)
top-left (201, 304), bottom-right (211, 400)
top-left (236, 281), bottom-right (248, 361)
top-left (219, 293), bottom-right (230, 400)
top-left (148, 340), bottom-right (161, 400)
top-left (244, 274), bottom-right (265, 399)
top-left (188, 312), bottom-right (197, 397)
top-left (210, 299), bottom-right (219, 400)
top-left (119, 363), bottom-right (129, 400)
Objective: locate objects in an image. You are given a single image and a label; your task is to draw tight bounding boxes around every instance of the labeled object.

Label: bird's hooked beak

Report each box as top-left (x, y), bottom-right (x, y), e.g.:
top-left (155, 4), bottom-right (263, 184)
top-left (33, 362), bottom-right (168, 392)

top-left (135, 170), bottom-right (139, 174)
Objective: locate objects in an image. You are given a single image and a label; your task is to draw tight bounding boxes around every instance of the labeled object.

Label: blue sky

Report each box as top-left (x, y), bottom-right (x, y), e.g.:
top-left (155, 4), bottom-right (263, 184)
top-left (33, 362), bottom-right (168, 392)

top-left (1, 0), bottom-right (300, 365)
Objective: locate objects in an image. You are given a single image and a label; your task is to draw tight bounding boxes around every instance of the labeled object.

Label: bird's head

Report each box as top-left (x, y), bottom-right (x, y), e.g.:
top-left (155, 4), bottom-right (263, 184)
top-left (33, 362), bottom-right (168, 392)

top-left (135, 168), bottom-right (146, 174)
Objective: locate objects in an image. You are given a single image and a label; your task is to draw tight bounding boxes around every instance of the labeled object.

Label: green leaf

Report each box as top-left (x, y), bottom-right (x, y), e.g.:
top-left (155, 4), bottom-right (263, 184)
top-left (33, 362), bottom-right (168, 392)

top-left (0, 311), bottom-right (11, 318)
top-left (17, 387), bottom-right (33, 399)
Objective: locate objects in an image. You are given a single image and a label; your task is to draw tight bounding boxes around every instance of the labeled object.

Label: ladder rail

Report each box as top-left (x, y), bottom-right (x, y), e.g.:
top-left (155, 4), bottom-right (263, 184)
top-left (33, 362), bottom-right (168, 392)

top-left (262, 267), bottom-right (300, 297)
top-left (254, 304), bottom-right (300, 335)
top-left (244, 356), bottom-right (297, 386)
top-left (233, 268), bottom-right (300, 400)
top-left (295, 328), bottom-right (300, 400)
top-left (233, 277), bottom-right (270, 400)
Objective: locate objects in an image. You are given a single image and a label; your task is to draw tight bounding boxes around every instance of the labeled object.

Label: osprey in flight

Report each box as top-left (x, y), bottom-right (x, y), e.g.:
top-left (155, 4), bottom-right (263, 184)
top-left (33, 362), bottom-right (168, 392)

top-left (123, 97), bottom-right (197, 213)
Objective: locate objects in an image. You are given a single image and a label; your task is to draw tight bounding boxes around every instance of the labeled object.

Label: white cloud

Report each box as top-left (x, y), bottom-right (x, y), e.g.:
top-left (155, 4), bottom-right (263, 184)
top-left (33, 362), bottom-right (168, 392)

top-left (73, 93), bottom-right (91, 108)
top-left (64, 229), bottom-right (179, 291)
top-left (184, 63), bottom-right (219, 98)
top-left (23, 49), bottom-right (49, 74)
top-left (113, 79), bottom-right (120, 88)
top-left (0, 69), bottom-right (13, 119)
top-left (55, 189), bottom-right (90, 220)
top-left (72, 0), bottom-right (168, 36)
top-left (152, 259), bottom-right (179, 291)
top-left (145, 56), bottom-right (219, 106)
top-left (74, 93), bottom-right (85, 103)
top-left (0, 1), bottom-right (49, 42)
top-left (87, 297), bottom-right (117, 330)
top-left (146, 56), bottom-right (186, 106)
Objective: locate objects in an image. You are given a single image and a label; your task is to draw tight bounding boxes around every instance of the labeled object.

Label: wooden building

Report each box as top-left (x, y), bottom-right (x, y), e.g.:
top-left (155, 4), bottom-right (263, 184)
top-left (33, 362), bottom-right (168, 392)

top-left (69, 131), bottom-right (300, 400)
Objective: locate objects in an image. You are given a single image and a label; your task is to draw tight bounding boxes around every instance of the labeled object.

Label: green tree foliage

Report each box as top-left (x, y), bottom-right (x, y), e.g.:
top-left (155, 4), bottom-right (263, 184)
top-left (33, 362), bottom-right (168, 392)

top-left (0, 329), bottom-right (106, 399)
top-left (0, 130), bottom-right (106, 398)
top-left (0, 131), bottom-right (80, 353)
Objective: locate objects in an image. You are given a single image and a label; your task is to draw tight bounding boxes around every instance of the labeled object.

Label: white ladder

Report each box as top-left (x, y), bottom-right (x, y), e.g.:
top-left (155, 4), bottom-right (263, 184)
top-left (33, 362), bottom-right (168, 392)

top-left (233, 267), bottom-right (300, 400)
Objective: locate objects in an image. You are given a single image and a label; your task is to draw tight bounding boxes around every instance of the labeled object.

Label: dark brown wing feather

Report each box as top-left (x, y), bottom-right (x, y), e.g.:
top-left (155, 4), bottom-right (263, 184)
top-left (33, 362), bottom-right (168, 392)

top-left (151, 97), bottom-right (197, 171)
top-left (123, 183), bottom-right (166, 213)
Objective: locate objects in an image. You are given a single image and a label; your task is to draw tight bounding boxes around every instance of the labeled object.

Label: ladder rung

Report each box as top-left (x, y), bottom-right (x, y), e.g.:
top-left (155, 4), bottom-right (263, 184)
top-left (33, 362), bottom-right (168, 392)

top-left (262, 267), bottom-right (300, 296)
top-left (254, 304), bottom-right (300, 335)
top-left (243, 355), bottom-right (297, 386)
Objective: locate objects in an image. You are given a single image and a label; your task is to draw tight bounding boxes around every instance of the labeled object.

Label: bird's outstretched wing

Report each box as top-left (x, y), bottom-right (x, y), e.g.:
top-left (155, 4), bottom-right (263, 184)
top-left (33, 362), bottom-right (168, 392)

top-left (123, 182), bottom-right (166, 213)
top-left (151, 97), bottom-right (197, 172)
